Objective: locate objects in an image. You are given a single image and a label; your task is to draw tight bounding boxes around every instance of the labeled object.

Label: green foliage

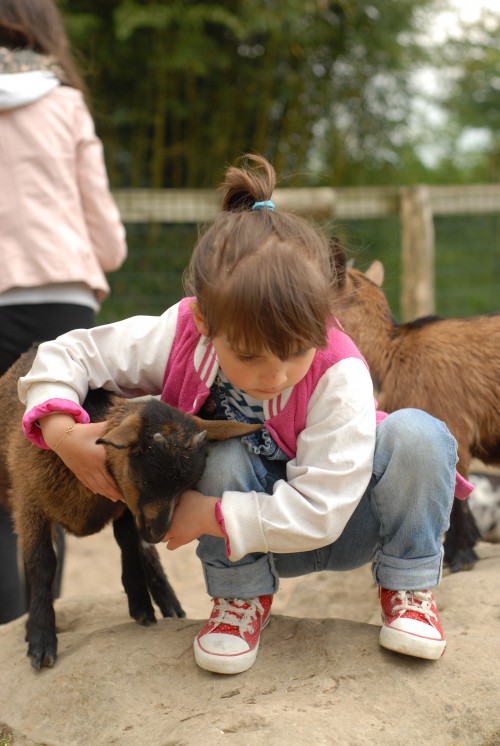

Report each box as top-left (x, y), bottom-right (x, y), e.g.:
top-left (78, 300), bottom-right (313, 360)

top-left (114, 2), bottom-right (245, 46)
top-left (425, 9), bottom-right (500, 183)
top-left (59, 0), bottom-right (442, 189)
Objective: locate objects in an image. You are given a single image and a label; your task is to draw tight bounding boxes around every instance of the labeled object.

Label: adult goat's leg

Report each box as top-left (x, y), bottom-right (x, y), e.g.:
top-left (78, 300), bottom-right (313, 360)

top-left (444, 499), bottom-right (481, 572)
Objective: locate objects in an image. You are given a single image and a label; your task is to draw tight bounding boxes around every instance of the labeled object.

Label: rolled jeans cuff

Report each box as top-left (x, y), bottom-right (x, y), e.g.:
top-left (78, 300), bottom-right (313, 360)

top-left (372, 546), bottom-right (444, 590)
top-left (202, 551), bottom-right (280, 599)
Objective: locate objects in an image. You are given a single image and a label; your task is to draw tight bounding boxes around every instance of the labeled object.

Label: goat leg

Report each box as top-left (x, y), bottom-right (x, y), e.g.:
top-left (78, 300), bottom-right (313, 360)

top-left (112, 509), bottom-right (157, 625)
top-left (443, 499), bottom-right (481, 573)
top-left (140, 543), bottom-right (185, 618)
top-left (51, 523), bottom-right (65, 599)
top-left (23, 517), bottom-right (58, 669)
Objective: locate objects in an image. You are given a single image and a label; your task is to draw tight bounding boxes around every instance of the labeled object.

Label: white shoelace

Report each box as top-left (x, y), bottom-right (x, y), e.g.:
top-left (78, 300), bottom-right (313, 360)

top-left (390, 590), bottom-right (438, 625)
top-left (212, 598), bottom-right (264, 636)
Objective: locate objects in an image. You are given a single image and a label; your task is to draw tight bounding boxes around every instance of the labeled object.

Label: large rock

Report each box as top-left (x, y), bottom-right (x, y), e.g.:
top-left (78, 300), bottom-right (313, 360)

top-left (0, 543), bottom-right (499, 746)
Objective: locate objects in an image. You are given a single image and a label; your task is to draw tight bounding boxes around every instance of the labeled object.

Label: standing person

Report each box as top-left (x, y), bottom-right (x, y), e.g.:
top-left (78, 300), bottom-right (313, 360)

top-left (18, 154), bottom-right (472, 671)
top-left (0, 0), bottom-right (127, 623)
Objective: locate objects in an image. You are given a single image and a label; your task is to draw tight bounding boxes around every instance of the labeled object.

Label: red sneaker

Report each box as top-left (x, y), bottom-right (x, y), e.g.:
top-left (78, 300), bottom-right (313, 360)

top-left (379, 588), bottom-right (446, 660)
top-left (194, 596), bottom-right (272, 674)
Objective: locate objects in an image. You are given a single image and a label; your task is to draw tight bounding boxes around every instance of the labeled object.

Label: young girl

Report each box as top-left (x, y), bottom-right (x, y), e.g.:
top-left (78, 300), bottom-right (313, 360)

top-left (0, 0), bottom-right (127, 623)
top-left (18, 154), bottom-right (470, 675)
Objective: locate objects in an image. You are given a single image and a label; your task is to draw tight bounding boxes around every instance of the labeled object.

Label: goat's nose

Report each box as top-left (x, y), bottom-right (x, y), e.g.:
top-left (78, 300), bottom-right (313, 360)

top-left (138, 513), bottom-right (171, 544)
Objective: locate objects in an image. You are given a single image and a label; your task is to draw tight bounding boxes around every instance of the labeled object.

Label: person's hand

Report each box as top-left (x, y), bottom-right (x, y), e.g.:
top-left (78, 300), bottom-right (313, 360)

top-left (163, 491), bottom-right (222, 551)
top-left (40, 415), bottom-right (123, 502)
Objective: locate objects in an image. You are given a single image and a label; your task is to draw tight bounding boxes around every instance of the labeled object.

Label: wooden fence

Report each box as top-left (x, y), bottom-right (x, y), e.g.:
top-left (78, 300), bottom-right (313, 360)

top-left (113, 183), bottom-right (500, 321)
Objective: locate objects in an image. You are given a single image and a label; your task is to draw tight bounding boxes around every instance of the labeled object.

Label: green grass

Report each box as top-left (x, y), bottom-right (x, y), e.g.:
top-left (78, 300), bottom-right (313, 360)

top-left (98, 223), bottom-right (197, 324)
top-left (97, 214), bottom-right (500, 326)
top-left (434, 214), bottom-right (500, 317)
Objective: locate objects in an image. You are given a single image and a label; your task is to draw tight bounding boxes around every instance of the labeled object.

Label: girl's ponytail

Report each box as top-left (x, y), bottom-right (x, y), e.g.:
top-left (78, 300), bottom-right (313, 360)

top-left (220, 154), bottom-right (276, 213)
top-left (185, 152), bottom-right (337, 358)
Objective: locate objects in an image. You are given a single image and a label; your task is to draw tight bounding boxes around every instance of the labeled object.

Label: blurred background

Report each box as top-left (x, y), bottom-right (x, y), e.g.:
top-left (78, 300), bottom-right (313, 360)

top-left (58, 0), bottom-right (500, 323)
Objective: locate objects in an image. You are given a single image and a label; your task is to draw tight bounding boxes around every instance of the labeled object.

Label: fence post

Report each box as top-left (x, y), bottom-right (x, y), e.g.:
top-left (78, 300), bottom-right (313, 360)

top-left (399, 186), bottom-right (435, 321)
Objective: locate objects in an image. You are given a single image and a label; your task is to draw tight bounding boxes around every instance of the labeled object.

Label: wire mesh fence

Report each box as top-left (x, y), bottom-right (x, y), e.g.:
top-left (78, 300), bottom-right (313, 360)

top-left (98, 186), bottom-right (500, 325)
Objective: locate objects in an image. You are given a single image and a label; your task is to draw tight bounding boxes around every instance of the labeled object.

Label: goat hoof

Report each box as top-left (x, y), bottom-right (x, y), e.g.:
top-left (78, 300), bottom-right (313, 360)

top-left (133, 610), bottom-right (157, 626)
top-left (27, 630), bottom-right (57, 669)
top-left (163, 604), bottom-right (186, 619)
top-left (28, 646), bottom-right (57, 670)
top-left (445, 547), bottom-right (478, 573)
top-left (155, 588), bottom-right (186, 619)
top-left (31, 653), bottom-right (56, 670)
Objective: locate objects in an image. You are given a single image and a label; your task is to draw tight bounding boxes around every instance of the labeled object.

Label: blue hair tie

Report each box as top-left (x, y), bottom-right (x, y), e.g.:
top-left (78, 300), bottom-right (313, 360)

top-left (252, 200), bottom-right (275, 212)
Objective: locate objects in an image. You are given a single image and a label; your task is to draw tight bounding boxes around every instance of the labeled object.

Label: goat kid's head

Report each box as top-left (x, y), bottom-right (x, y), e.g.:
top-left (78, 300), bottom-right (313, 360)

top-left (96, 398), bottom-right (260, 543)
top-left (334, 259), bottom-right (386, 339)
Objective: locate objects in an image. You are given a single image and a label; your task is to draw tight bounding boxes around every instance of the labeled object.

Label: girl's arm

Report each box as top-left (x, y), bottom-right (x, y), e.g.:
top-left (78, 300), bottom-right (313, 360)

top-left (164, 492), bottom-right (223, 550)
top-left (40, 414), bottom-right (123, 501)
top-left (19, 304), bottom-right (180, 447)
top-left (166, 358), bottom-right (376, 560)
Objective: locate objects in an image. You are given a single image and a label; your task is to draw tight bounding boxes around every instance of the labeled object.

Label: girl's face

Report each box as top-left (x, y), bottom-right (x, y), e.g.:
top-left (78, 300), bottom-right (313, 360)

top-left (211, 335), bottom-right (316, 400)
top-left (190, 302), bottom-right (316, 400)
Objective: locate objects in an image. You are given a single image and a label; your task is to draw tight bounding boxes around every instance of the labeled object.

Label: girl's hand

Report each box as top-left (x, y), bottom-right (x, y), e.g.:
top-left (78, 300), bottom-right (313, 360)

top-left (163, 491), bottom-right (222, 551)
top-left (40, 415), bottom-right (123, 502)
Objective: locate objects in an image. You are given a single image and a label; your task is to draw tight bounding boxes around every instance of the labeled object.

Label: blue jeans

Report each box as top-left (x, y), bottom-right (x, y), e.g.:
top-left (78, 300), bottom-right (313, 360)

top-left (196, 409), bottom-right (457, 598)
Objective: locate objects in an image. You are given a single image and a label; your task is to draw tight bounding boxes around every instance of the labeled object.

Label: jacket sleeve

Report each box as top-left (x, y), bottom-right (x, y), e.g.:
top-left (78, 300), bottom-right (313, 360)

top-left (221, 358), bottom-right (376, 560)
top-left (19, 303), bottom-right (181, 446)
top-left (75, 94), bottom-right (127, 273)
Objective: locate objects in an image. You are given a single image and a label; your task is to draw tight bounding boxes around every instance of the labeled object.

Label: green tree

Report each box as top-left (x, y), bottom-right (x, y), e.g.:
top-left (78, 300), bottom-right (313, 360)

top-left (440, 9), bottom-right (500, 182)
top-left (59, 0), bottom-right (441, 188)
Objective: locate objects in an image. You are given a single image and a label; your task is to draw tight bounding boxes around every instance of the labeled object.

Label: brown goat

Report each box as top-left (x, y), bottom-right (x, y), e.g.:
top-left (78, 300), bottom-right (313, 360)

top-left (335, 258), bottom-right (500, 572)
top-left (0, 346), bottom-right (259, 669)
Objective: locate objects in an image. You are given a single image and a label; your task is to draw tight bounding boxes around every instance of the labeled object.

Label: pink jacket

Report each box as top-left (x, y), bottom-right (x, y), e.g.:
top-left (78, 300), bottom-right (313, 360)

top-left (163, 298), bottom-right (376, 458)
top-left (0, 82), bottom-right (126, 305)
top-left (162, 300), bottom-right (472, 500)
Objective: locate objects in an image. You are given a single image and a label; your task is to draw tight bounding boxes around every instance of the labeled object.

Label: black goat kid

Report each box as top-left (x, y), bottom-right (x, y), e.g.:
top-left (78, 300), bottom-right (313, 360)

top-left (0, 347), bottom-right (259, 669)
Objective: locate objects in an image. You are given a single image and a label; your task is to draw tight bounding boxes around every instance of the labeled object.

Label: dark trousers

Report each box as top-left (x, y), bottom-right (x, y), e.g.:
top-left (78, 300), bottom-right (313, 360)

top-left (0, 303), bottom-right (95, 623)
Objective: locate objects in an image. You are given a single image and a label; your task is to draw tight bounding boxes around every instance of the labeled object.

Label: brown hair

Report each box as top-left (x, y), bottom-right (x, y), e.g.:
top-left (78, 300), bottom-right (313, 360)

top-left (0, 0), bottom-right (86, 94)
top-left (183, 154), bottom-right (338, 360)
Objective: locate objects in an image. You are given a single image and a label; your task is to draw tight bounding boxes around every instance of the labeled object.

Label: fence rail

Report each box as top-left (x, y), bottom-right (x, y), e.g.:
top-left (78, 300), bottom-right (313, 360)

top-left (112, 184), bottom-right (500, 321)
top-left (114, 184), bottom-right (500, 221)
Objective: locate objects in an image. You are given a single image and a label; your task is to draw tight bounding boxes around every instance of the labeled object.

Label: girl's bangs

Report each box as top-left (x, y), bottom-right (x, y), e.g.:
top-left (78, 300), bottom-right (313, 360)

top-left (207, 270), bottom-right (329, 359)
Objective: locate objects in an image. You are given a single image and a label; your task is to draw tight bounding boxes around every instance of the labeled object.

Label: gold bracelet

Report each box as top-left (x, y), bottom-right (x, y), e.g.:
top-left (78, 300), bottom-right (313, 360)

top-left (53, 424), bottom-right (75, 453)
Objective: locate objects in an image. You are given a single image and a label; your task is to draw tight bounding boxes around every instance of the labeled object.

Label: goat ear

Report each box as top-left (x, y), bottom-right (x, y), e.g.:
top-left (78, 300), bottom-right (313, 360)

top-left (96, 435), bottom-right (127, 450)
top-left (190, 416), bottom-right (262, 442)
top-left (329, 236), bottom-right (346, 290)
top-left (192, 430), bottom-right (207, 447)
top-left (365, 260), bottom-right (384, 287)
top-left (152, 429), bottom-right (207, 450)
top-left (96, 412), bottom-right (142, 450)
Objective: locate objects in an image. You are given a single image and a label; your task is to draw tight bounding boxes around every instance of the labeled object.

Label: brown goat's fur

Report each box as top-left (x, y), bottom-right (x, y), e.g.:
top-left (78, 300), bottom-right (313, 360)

top-left (336, 259), bottom-right (500, 571)
top-left (0, 346), bottom-right (260, 668)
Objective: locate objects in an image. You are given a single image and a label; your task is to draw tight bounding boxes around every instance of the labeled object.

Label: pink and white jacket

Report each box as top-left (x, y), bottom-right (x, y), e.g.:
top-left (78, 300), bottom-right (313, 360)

top-left (0, 70), bottom-right (127, 308)
top-left (19, 298), bottom-right (471, 561)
